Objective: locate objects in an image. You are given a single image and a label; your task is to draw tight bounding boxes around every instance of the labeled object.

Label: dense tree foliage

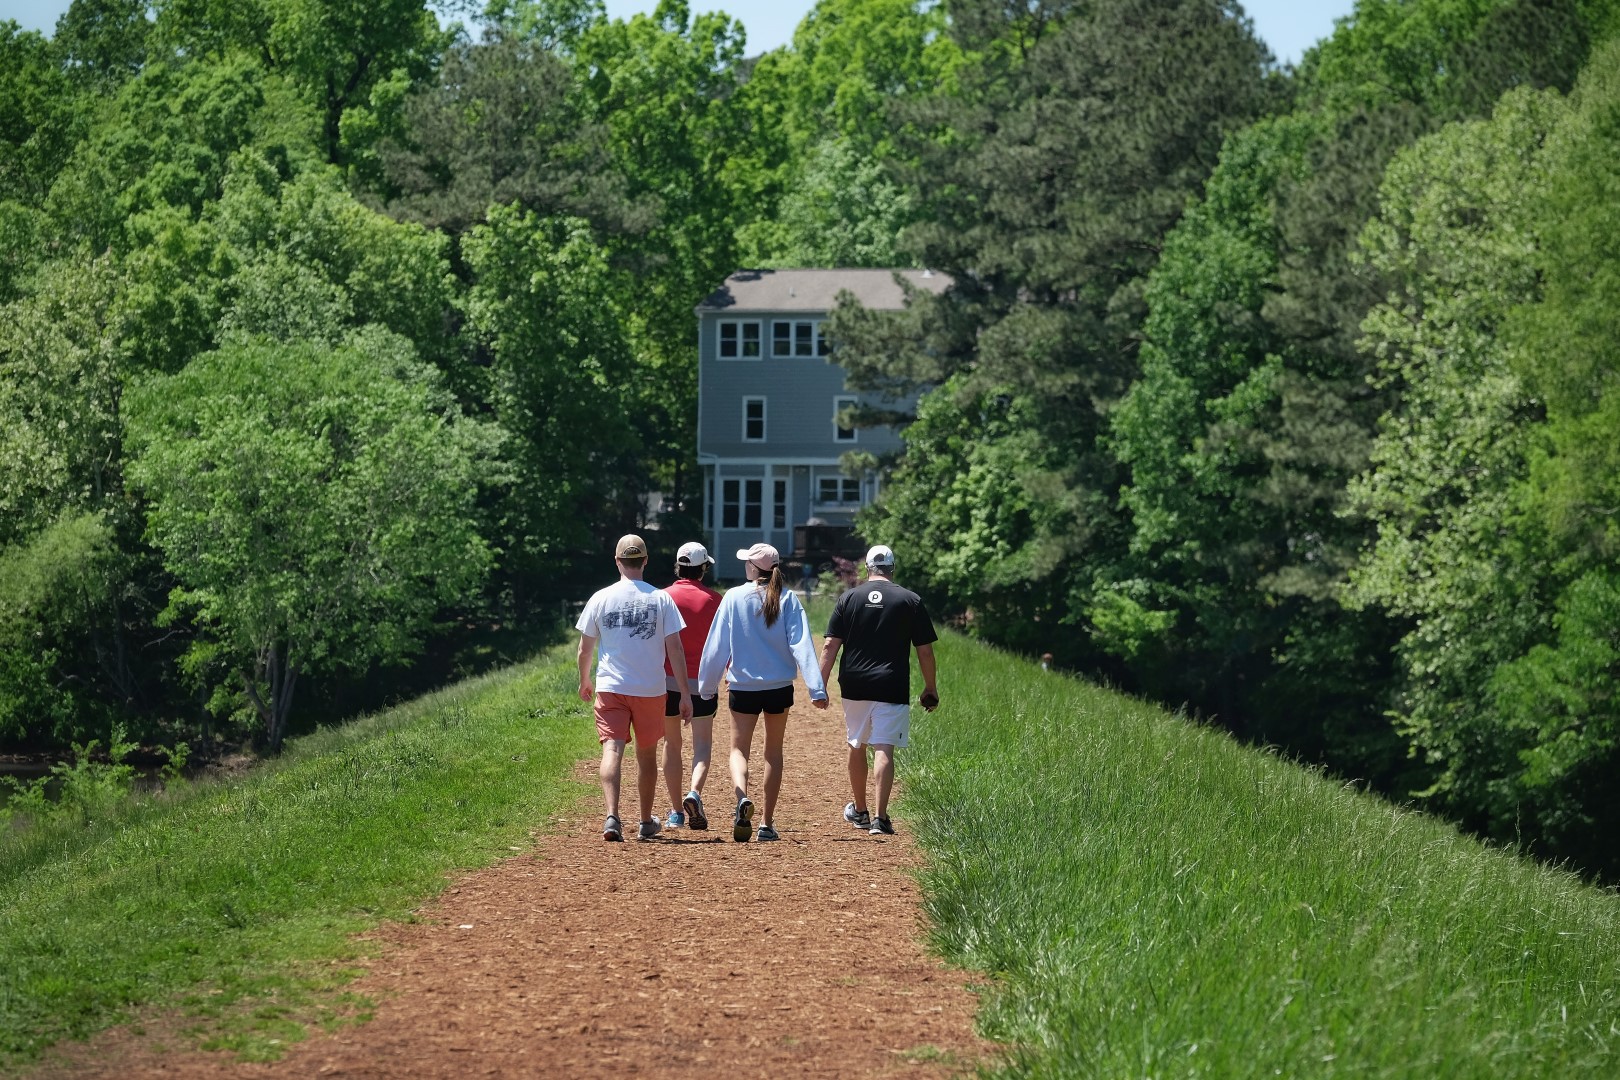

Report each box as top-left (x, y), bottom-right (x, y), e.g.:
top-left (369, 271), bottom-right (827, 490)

top-left (5, 0), bottom-right (1620, 874)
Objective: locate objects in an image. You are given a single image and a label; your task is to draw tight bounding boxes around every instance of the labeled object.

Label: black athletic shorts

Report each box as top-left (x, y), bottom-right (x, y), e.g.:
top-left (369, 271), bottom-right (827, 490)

top-left (728, 685), bottom-right (794, 715)
top-left (666, 691), bottom-right (719, 718)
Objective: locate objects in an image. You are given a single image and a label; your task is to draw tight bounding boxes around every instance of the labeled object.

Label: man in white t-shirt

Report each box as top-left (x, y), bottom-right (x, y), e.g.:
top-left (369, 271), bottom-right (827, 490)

top-left (577, 534), bottom-right (693, 842)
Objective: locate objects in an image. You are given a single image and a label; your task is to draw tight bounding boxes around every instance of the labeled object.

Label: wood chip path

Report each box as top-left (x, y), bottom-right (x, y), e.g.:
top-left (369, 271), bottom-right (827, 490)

top-left (33, 681), bottom-right (996, 1079)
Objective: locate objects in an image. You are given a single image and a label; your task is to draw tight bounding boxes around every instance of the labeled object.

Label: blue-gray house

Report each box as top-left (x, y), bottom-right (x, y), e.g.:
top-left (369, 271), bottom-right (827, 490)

top-left (695, 268), bottom-right (948, 572)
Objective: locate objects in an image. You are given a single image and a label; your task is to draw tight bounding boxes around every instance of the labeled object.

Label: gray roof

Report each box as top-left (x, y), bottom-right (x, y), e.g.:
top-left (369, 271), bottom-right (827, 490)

top-left (697, 268), bottom-right (950, 313)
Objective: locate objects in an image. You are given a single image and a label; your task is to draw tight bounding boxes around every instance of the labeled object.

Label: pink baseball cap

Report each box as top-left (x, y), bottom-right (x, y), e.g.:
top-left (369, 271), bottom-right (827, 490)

top-left (736, 542), bottom-right (781, 569)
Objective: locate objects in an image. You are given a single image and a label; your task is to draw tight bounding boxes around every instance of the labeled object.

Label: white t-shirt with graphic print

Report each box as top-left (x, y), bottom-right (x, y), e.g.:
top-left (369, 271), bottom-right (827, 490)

top-left (576, 578), bottom-right (686, 698)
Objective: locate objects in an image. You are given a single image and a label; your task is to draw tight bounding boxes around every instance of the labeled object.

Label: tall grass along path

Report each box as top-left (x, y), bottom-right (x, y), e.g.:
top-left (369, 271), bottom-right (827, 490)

top-left (9, 626), bottom-right (1620, 1077)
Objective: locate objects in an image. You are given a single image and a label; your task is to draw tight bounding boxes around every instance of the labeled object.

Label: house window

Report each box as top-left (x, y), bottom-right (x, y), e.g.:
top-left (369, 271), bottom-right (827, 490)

top-left (721, 479), bottom-right (762, 527)
top-left (742, 397), bottom-right (766, 442)
top-left (743, 479), bottom-right (762, 529)
top-left (773, 479), bottom-right (787, 529)
top-left (833, 395), bottom-right (857, 443)
top-left (817, 476), bottom-right (862, 504)
top-left (718, 320), bottom-right (762, 360)
top-left (772, 320), bottom-right (821, 358)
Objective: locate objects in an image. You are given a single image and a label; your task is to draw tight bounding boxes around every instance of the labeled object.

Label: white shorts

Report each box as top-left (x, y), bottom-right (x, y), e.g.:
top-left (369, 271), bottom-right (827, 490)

top-left (843, 700), bottom-right (911, 748)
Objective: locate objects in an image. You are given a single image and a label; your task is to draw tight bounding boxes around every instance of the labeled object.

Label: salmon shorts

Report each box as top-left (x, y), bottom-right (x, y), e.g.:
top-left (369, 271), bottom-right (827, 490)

top-left (595, 692), bottom-right (666, 746)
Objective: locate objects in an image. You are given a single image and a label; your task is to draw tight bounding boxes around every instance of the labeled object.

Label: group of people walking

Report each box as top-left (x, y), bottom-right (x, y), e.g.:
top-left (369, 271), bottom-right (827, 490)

top-left (574, 535), bottom-right (939, 844)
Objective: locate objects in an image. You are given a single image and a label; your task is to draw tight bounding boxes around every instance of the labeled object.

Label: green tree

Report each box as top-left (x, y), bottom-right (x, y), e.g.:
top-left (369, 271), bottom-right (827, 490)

top-left (1347, 87), bottom-right (1566, 845)
top-left (462, 208), bottom-right (642, 588)
top-left (152, 0), bottom-right (447, 166)
top-left (836, 0), bottom-right (1275, 651)
top-left (125, 331), bottom-right (493, 750)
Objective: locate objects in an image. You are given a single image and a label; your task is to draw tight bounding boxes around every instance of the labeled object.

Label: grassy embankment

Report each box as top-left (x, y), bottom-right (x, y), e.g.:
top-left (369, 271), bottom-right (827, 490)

top-left (0, 648), bottom-right (595, 1070)
top-left (5, 617), bottom-right (1619, 1077)
top-left (903, 632), bottom-right (1620, 1077)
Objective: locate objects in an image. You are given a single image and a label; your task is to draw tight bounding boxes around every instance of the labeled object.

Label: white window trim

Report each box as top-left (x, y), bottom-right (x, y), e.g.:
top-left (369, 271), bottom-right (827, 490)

top-left (742, 395), bottom-right (767, 442)
top-left (717, 319), bottom-right (763, 361)
top-left (833, 395), bottom-right (858, 443)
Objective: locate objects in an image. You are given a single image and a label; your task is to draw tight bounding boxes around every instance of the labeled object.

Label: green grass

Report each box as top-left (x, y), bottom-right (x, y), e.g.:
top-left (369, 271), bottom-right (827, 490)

top-left (903, 632), bottom-right (1620, 1078)
top-left (0, 646), bottom-right (595, 1070)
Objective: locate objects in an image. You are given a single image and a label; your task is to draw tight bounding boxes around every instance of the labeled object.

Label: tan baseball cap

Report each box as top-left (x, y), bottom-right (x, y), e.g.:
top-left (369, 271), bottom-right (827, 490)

top-left (736, 542), bottom-right (780, 569)
top-left (615, 534), bottom-right (648, 559)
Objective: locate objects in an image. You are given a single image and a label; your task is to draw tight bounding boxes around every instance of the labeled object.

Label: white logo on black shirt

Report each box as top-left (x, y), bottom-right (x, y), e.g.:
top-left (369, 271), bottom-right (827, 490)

top-left (867, 590), bottom-right (883, 605)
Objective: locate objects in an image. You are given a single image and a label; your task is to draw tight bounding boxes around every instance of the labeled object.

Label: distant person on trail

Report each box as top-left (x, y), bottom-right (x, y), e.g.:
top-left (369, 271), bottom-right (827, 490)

top-left (818, 544), bottom-right (939, 837)
top-left (577, 534), bottom-right (692, 843)
top-left (697, 542), bottom-right (829, 843)
top-left (661, 541), bottom-right (723, 831)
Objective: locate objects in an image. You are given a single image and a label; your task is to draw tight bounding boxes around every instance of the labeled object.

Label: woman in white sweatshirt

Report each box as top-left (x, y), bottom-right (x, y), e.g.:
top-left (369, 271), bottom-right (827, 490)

top-left (697, 542), bottom-right (829, 842)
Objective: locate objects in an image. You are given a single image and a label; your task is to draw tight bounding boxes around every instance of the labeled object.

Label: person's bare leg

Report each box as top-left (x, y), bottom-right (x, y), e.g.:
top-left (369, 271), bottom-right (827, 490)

top-left (730, 710), bottom-right (758, 803)
top-left (847, 743), bottom-right (869, 813)
top-left (662, 716), bottom-right (684, 815)
top-left (689, 715), bottom-right (714, 793)
top-left (600, 739), bottom-right (625, 820)
top-left (872, 744), bottom-right (896, 819)
top-left (761, 711), bottom-right (788, 825)
top-left (636, 739), bottom-right (661, 825)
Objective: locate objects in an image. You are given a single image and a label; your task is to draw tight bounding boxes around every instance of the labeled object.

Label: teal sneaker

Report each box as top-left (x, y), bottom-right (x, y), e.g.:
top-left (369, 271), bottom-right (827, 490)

top-left (665, 810), bottom-right (686, 829)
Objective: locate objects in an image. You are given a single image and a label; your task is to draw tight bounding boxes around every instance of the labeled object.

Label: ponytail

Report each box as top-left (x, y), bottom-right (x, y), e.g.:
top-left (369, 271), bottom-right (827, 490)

top-left (760, 565), bottom-right (785, 628)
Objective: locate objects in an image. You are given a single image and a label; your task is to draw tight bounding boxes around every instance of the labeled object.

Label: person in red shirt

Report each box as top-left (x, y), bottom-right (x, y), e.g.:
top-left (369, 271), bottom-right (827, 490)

top-left (661, 541), bottom-right (724, 829)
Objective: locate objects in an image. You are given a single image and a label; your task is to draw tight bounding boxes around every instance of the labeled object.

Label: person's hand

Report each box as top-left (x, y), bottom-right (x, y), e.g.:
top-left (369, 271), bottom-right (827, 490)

top-left (679, 691), bottom-right (693, 722)
top-left (812, 696), bottom-right (830, 711)
top-left (579, 680), bottom-right (593, 702)
top-left (919, 690), bottom-right (939, 712)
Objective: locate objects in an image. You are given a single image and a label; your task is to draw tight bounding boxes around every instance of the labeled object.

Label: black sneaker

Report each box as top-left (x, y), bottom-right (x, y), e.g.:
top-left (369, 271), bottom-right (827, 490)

top-left (869, 816), bottom-right (894, 836)
top-left (733, 797), bottom-right (754, 843)
top-left (603, 815), bottom-right (623, 841)
top-left (843, 801), bottom-right (871, 830)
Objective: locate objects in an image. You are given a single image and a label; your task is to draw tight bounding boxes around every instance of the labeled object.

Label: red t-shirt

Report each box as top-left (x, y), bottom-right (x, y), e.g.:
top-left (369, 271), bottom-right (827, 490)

top-left (663, 577), bottom-right (723, 682)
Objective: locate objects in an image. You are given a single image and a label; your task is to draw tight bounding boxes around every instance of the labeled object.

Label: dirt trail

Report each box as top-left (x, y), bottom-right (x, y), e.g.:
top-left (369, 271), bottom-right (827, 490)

top-left (36, 683), bottom-right (994, 1078)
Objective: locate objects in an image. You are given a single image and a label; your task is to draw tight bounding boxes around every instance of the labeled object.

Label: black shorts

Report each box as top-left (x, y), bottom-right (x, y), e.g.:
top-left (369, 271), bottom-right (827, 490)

top-left (729, 685), bottom-right (794, 716)
top-left (666, 691), bottom-right (719, 718)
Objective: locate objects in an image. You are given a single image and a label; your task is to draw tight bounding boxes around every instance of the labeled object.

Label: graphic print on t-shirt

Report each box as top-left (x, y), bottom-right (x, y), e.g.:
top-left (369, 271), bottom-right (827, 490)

top-left (603, 599), bottom-right (658, 640)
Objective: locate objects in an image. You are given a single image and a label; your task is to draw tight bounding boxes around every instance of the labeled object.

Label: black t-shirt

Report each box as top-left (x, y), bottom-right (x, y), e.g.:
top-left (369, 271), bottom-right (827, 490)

top-left (826, 579), bottom-right (938, 704)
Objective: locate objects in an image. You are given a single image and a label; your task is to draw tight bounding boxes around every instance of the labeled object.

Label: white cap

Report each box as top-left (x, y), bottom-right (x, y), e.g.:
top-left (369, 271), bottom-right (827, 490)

top-left (676, 541), bottom-right (715, 566)
top-left (736, 542), bottom-right (781, 569)
top-left (865, 544), bottom-right (895, 569)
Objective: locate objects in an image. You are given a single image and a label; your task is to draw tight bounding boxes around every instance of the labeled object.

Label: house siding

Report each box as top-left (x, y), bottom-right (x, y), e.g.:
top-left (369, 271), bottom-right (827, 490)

top-left (695, 270), bottom-right (947, 580)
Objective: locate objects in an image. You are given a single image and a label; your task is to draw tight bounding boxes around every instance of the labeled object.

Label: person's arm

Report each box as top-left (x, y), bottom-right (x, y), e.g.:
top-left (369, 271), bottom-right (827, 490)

top-left (665, 632), bottom-right (693, 721)
top-left (818, 635), bottom-right (842, 692)
top-left (577, 633), bottom-right (597, 702)
top-left (784, 594), bottom-right (828, 706)
top-left (916, 642), bottom-right (938, 710)
top-left (696, 598), bottom-right (729, 699)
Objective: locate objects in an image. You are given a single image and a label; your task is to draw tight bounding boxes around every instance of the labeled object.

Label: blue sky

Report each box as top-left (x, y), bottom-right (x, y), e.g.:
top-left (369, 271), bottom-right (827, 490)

top-left (5, 1), bottom-right (1356, 64)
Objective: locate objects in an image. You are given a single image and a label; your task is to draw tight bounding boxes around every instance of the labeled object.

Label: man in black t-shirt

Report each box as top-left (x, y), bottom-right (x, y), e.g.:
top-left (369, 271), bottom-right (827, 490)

top-left (818, 545), bottom-right (939, 837)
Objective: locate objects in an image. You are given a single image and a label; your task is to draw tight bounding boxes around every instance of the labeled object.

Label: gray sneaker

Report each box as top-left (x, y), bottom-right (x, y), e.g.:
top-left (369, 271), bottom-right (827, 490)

top-left (637, 817), bottom-right (663, 841)
top-left (733, 797), bottom-right (754, 843)
top-left (757, 823), bottom-right (780, 842)
top-left (683, 790), bottom-right (708, 831)
top-left (869, 815), bottom-right (894, 836)
top-left (843, 801), bottom-right (871, 829)
top-left (603, 815), bottom-right (623, 842)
